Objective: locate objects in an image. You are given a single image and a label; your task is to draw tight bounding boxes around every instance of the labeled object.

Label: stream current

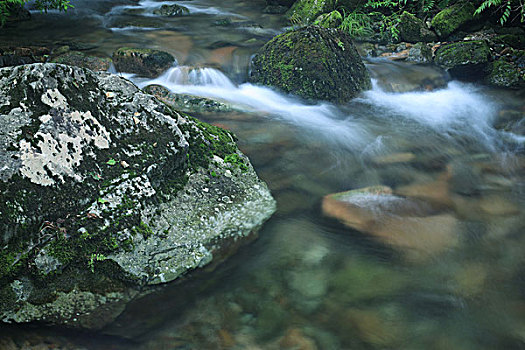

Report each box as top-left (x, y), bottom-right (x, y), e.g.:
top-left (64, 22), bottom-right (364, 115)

top-left (1, 0), bottom-right (525, 349)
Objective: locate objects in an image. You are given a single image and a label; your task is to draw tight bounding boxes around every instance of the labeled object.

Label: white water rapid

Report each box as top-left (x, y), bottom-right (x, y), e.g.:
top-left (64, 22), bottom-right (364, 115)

top-left (127, 66), bottom-right (518, 156)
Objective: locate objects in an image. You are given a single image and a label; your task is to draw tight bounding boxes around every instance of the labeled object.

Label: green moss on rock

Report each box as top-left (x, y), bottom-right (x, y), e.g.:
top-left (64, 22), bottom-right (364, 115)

top-left (249, 26), bottom-right (371, 103)
top-left (434, 40), bottom-right (491, 80)
top-left (0, 63), bottom-right (276, 328)
top-left (398, 11), bottom-right (437, 43)
top-left (486, 59), bottom-right (524, 88)
top-left (431, 1), bottom-right (475, 39)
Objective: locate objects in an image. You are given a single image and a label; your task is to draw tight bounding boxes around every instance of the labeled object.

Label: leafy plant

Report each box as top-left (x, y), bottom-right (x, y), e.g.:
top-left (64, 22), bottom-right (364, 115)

top-left (339, 11), bottom-right (375, 38)
top-left (474, 0), bottom-right (524, 24)
top-left (340, 0), bottom-right (441, 41)
top-left (0, 0), bottom-right (73, 26)
top-left (88, 253), bottom-right (106, 273)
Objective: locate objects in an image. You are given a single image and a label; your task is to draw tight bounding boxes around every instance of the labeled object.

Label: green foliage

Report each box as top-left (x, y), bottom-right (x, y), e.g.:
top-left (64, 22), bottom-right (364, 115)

top-left (339, 11), bottom-right (375, 38)
top-left (88, 253), bottom-right (106, 273)
top-left (474, 0), bottom-right (524, 24)
top-left (339, 0), bottom-right (442, 41)
top-left (0, 0), bottom-right (73, 26)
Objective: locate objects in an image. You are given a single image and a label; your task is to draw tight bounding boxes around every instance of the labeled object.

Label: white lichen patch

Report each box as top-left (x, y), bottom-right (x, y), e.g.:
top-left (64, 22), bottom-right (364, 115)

top-left (18, 110), bottom-right (111, 186)
top-left (10, 279), bottom-right (32, 302)
top-left (35, 249), bottom-right (63, 275)
top-left (86, 174), bottom-right (157, 218)
top-left (41, 88), bottom-right (67, 108)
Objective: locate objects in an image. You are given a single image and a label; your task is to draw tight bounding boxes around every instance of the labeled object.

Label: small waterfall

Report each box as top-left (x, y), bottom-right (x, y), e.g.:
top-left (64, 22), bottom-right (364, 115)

top-left (136, 67), bottom-right (372, 151)
top-left (133, 67), bottom-right (520, 156)
top-left (155, 66), bottom-right (236, 88)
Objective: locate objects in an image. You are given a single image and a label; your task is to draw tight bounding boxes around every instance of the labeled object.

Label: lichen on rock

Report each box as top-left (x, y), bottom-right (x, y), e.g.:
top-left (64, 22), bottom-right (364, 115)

top-left (0, 63), bottom-right (275, 328)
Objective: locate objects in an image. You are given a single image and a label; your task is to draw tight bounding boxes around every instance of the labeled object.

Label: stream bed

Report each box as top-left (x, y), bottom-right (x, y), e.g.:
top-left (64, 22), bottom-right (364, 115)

top-left (1, 0), bottom-right (524, 349)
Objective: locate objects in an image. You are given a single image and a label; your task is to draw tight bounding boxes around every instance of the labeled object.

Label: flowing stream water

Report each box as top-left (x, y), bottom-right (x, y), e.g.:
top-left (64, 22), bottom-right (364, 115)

top-left (1, 0), bottom-right (525, 349)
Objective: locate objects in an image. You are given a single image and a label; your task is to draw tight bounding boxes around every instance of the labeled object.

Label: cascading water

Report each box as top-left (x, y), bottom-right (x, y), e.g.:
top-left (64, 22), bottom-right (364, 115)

top-left (131, 65), bottom-right (516, 156)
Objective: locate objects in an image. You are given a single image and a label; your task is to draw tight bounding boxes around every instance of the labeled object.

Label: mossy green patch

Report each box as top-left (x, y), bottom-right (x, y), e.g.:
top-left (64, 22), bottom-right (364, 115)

top-left (179, 114), bottom-right (239, 171)
top-left (431, 1), bottom-right (475, 39)
top-left (249, 26), bottom-right (371, 103)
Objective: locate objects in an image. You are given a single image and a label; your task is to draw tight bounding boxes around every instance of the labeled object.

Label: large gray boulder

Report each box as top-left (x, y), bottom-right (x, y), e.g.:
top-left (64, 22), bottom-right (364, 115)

top-left (0, 63), bottom-right (275, 328)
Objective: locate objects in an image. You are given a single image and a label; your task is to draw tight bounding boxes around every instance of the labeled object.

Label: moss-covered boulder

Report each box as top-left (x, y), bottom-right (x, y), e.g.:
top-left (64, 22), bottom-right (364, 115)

top-left (434, 40), bottom-right (491, 80)
top-left (249, 26), bottom-right (371, 103)
top-left (397, 11), bottom-right (437, 43)
top-left (0, 63), bottom-right (275, 328)
top-left (152, 4), bottom-right (189, 16)
top-left (50, 51), bottom-right (112, 72)
top-left (491, 34), bottom-right (525, 50)
top-left (314, 10), bottom-right (343, 28)
top-left (431, 1), bottom-right (475, 39)
top-left (112, 47), bottom-right (175, 78)
top-left (486, 58), bottom-right (524, 88)
top-left (286, 0), bottom-right (336, 24)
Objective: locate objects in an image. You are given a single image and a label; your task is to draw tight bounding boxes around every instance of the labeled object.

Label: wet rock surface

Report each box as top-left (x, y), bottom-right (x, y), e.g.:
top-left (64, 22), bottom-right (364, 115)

top-left (0, 46), bottom-right (50, 68)
top-left (50, 50), bottom-right (112, 72)
top-left (434, 40), bottom-right (491, 80)
top-left (112, 47), bottom-right (175, 78)
top-left (142, 84), bottom-right (237, 114)
top-left (152, 4), bottom-right (190, 17)
top-left (0, 63), bottom-right (275, 329)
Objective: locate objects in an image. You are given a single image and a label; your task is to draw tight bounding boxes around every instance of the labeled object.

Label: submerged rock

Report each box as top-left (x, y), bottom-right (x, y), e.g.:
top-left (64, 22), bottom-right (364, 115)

top-left (112, 47), bottom-right (175, 78)
top-left (434, 40), bottom-right (491, 80)
top-left (263, 5), bottom-right (289, 14)
top-left (406, 42), bottom-right (433, 64)
top-left (431, 1), bottom-right (475, 40)
top-left (249, 26), bottom-right (371, 103)
top-left (322, 186), bottom-right (459, 259)
top-left (0, 63), bottom-right (275, 328)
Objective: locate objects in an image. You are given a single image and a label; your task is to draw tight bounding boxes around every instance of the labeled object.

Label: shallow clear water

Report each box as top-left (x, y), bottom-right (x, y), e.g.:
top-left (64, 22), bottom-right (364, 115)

top-left (1, 0), bottom-right (525, 349)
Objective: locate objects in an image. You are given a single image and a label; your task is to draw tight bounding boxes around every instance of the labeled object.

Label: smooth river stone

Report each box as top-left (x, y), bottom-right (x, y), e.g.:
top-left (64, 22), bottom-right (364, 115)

top-left (322, 186), bottom-right (459, 259)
